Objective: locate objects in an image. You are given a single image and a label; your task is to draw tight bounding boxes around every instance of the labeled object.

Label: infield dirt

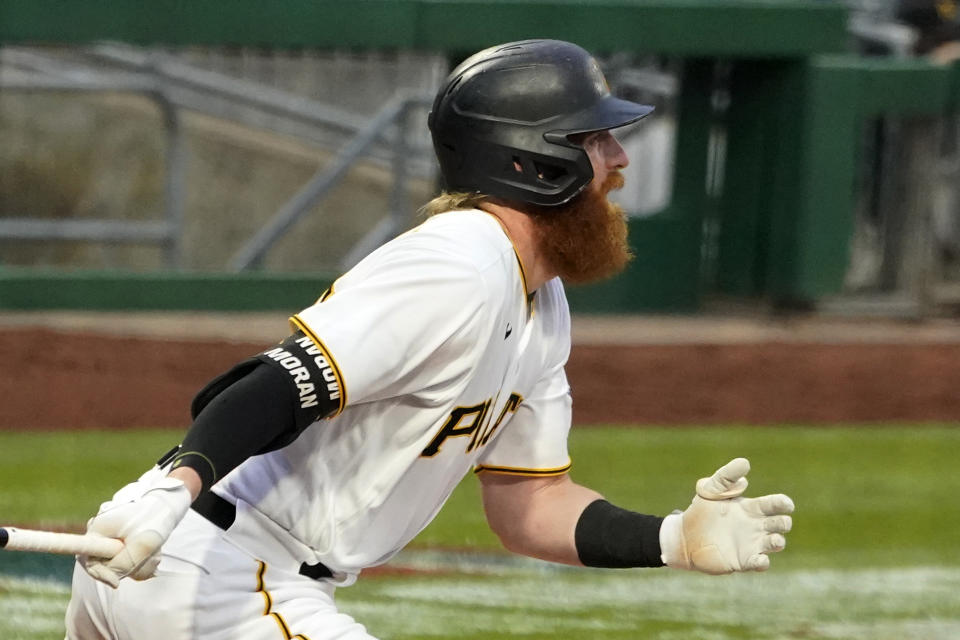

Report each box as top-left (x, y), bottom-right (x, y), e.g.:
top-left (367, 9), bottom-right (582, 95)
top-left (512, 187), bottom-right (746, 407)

top-left (2, 312), bottom-right (960, 430)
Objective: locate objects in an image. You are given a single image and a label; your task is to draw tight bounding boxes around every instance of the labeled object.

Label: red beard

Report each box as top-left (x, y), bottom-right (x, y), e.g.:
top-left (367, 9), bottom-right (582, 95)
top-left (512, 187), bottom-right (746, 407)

top-left (527, 172), bottom-right (633, 285)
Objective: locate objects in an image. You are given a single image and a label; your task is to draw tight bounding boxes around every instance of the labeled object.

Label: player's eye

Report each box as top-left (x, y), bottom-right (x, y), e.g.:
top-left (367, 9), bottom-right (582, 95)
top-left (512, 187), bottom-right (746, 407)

top-left (570, 131), bottom-right (603, 149)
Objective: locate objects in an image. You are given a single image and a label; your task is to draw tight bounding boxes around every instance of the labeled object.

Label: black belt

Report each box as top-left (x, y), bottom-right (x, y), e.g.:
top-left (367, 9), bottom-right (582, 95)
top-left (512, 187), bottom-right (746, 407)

top-left (191, 492), bottom-right (333, 581)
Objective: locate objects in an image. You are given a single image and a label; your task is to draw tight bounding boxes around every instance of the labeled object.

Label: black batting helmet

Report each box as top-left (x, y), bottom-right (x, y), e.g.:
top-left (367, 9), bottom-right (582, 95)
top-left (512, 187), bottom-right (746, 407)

top-left (428, 39), bottom-right (654, 207)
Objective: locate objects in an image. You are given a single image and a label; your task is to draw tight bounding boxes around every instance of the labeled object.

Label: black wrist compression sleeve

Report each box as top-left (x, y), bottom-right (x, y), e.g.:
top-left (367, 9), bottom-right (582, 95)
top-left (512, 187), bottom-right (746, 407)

top-left (170, 363), bottom-right (298, 493)
top-left (574, 499), bottom-right (665, 568)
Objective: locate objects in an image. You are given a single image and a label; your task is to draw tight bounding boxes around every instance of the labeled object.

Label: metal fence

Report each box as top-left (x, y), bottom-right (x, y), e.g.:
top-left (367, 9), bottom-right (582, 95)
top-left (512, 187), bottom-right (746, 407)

top-left (0, 44), bottom-right (677, 274)
top-left (0, 44), bottom-right (444, 272)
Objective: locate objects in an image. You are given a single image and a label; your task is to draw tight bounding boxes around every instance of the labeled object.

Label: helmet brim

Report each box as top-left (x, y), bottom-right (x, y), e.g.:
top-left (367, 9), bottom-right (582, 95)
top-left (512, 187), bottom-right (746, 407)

top-left (545, 96), bottom-right (655, 142)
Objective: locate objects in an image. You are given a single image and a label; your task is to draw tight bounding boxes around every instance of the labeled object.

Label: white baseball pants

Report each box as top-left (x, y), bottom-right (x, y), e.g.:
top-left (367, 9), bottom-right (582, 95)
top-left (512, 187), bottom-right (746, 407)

top-left (65, 510), bottom-right (377, 640)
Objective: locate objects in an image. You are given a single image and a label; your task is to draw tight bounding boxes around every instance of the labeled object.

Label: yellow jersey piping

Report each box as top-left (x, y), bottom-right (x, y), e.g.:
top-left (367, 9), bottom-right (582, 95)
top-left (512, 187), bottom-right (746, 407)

top-left (255, 561), bottom-right (311, 640)
top-left (480, 211), bottom-right (533, 316)
top-left (473, 461), bottom-right (572, 477)
top-left (511, 247), bottom-right (530, 301)
top-left (288, 315), bottom-right (347, 416)
top-left (318, 283), bottom-right (335, 303)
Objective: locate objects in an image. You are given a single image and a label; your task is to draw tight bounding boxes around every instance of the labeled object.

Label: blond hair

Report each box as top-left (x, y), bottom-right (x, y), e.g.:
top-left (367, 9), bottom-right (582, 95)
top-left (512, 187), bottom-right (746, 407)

top-left (418, 191), bottom-right (489, 218)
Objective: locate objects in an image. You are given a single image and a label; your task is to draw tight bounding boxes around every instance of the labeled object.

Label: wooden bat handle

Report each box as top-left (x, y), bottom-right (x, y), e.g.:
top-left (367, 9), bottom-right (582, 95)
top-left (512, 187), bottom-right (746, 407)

top-left (0, 527), bottom-right (123, 558)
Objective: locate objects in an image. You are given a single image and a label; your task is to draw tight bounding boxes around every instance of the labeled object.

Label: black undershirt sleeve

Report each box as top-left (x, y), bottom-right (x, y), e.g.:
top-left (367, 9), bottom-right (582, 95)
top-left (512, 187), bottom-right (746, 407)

top-left (169, 362), bottom-right (300, 493)
top-left (574, 499), bottom-right (665, 568)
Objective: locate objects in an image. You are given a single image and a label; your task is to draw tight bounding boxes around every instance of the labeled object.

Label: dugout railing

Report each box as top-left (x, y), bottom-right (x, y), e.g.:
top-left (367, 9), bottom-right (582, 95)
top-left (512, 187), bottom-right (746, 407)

top-left (0, 68), bottom-right (187, 269)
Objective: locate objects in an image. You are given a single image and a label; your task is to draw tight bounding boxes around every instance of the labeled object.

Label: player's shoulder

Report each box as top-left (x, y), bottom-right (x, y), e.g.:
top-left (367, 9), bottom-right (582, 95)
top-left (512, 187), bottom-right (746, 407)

top-left (336, 210), bottom-right (516, 301)
top-left (394, 210), bottom-right (519, 282)
top-left (409, 209), bottom-right (512, 258)
top-left (350, 211), bottom-right (499, 267)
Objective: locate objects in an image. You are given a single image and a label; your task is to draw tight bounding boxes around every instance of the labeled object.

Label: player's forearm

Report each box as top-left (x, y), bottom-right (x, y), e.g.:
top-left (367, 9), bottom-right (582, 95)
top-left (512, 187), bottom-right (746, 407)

top-left (482, 474), bottom-right (603, 565)
top-left (482, 473), bottom-right (665, 568)
top-left (511, 491), bottom-right (603, 565)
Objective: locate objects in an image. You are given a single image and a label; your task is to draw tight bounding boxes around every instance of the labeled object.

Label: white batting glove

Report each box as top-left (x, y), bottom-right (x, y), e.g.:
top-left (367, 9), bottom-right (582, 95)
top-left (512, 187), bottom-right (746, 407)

top-left (659, 457), bottom-right (794, 575)
top-left (79, 470), bottom-right (192, 588)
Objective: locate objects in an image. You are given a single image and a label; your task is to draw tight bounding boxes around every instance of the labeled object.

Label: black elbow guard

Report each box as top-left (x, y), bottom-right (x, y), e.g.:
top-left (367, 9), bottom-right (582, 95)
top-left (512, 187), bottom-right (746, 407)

top-left (176, 332), bottom-right (344, 493)
top-left (192, 331), bottom-right (343, 432)
top-left (255, 331), bottom-right (344, 426)
top-left (191, 359), bottom-right (261, 420)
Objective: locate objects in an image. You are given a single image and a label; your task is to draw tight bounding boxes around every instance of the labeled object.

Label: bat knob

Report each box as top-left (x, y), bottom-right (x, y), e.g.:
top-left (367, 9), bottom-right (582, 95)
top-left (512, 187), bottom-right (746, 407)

top-left (0, 528), bottom-right (9, 548)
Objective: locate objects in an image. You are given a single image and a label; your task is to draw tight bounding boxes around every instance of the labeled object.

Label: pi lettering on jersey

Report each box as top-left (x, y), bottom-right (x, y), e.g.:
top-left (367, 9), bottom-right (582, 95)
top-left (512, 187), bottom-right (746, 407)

top-left (421, 393), bottom-right (523, 458)
top-left (256, 331), bottom-right (344, 424)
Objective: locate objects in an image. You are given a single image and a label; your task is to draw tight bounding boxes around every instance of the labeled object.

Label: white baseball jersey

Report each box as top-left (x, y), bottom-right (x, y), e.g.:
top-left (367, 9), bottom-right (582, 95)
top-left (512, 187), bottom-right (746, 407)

top-left (215, 209), bottom-right (574, 580)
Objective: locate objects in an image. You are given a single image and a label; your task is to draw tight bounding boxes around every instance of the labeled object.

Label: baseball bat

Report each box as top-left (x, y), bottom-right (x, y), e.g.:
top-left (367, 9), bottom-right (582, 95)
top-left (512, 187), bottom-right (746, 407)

top-left (0, 527), bottom-right (123, 558)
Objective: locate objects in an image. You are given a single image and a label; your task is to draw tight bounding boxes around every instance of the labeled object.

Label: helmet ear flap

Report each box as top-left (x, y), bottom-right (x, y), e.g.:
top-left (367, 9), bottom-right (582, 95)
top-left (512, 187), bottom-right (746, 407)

top-left (532, 160), bottom-right (569, 185)
top-left (514, 155), bottom-right (577, 192)
top-left (480, 145), bottom-right (593, 204)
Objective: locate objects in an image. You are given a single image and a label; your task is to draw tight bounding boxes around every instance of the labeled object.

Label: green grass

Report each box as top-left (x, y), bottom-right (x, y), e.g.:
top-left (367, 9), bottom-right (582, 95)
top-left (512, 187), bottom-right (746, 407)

top-left (0, 430), bottom-right (181, 528)
top-left (1, 425), bottom-right (959, 639)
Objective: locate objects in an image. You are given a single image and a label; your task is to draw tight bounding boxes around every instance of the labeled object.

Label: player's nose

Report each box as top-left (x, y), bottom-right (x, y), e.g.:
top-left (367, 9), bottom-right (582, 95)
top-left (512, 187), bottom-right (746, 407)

top-left (605, 135), bottom-right (629, 170)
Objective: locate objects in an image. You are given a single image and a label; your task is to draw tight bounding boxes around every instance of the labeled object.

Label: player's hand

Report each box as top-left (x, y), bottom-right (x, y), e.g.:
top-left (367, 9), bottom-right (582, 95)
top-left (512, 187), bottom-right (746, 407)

top-left (79, 469), bottom-right (192, 588)
top-left (659, 457), bottom-right (794, 575)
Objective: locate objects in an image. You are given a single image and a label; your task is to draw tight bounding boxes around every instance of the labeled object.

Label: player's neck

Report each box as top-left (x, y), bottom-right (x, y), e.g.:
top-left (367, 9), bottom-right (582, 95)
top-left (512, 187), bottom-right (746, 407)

top-left (478, 201), bottom-right (555, 293)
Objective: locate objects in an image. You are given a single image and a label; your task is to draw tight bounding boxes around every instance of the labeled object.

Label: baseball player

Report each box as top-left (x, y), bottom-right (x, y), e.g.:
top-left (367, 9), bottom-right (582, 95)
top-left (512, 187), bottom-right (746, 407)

top-left (65, 40), bottom-right (794, 640)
